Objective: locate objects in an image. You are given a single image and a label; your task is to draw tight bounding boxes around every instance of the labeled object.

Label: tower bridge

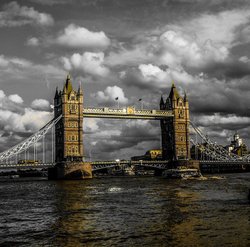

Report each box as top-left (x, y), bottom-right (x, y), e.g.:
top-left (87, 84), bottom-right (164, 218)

top-left (0, 74), bottom-right (250, 178)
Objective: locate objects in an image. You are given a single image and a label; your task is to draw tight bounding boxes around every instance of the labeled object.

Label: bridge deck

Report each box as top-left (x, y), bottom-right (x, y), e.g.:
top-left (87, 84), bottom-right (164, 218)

top-left (83, 107), bottom-right (173, 119)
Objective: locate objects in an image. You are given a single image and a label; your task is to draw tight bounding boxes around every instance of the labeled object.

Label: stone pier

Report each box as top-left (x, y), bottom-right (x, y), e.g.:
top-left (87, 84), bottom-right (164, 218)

top-left (48, 162), bottom-right (92, 180)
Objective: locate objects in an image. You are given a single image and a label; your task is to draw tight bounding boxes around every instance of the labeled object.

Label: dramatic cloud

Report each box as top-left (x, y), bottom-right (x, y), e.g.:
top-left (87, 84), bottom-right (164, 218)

top-left (86, 119), bottom-right (161, 160)
top-left (0, 55), bottom-right (32, 69)
top-left (26, 37), bottom-right (40, 46)
top-left (8, 94), bottom-right (23, 104)
top-left (0, 90), bottom-right (52, 133)
top-left (194, 113), bottom-right (250, 130)
top-left (122, 63), bottom-right (196, 91)
top-left (0, 54), bottom-right (64, 86)
top-left (61, 52), bottom-right (109, 77)
top-left (56, 24), bottom-right (110, 50)
top-left (92, 86), bottom-right (128, 106)
top-left (172, 9), bottom-right (250, 48)
top-left (0, 1), bottom-right (54, 27)
top-left (31, 99), bottom-right (51, 111)
top-left (1, 0), bottom-right (250, 158)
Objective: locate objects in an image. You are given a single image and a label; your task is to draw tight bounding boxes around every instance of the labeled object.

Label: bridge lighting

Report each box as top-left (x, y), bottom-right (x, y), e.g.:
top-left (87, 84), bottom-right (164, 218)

top-left (139, 98), bottom-right (143, 110)
top-left (115, 97), bottom-right (119, 108)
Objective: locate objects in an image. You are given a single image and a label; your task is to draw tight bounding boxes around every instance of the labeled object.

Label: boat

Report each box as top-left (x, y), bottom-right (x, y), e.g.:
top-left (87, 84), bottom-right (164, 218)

top-left (163, 168), bottom-right (201, 179)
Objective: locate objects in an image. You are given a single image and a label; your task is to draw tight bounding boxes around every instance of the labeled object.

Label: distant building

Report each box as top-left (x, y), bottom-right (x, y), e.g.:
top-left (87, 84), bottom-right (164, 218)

top-left (225, 132), bottom-right (248, 156)
top-left (131, 149), bottom-right (162, 161)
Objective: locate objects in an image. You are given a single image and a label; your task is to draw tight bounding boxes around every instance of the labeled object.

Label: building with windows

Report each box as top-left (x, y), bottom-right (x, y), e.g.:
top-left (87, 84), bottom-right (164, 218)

top-left (54, 74), bottom-right (84, 162)
top-left (225, 132), bottom-right (248, 157)
top-left (160, 83), bottom-right (190, 160)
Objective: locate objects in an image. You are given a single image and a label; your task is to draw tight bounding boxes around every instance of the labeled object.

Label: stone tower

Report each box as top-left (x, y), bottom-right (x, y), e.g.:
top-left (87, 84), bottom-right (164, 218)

top-left (160, 83), bottom-right (190, 161)
top-left (50, 75), bottom-right (92, 179)
top-left (54, 74), bottom-right (84, 162)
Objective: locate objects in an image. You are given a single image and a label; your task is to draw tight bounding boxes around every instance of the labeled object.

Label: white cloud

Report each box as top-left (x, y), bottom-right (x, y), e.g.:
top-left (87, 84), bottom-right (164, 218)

top-left (0, 54), bottom-right (32, 69)
top-left (84, 118), bottom-right (100, 133)
top-left (26, 37), bottom-right (39, 46)
top-left (56, 24), bottom-right (110, 50)
top-left (0, 1), bottom-right (54, 27)
top-left (239, 56), bottom-right (250, 63)
top-left (176, 9), bottom-right (250, 48)
top-left (158, 30), bottom-right (229, 69)
top-left (0, 90), bottom-right (52, 133)
top-left (0, 108), bottom-right (51, 132)
top-left (197, 114), bottom-right (250, 126)
top-left (92, 86), bottom-right (128, 105)
top-left (61, 52), bottom-right (109, 77)
top-left (106, 29), bottom-right (231, 75)
top-left (8, 94), bottom-right (23, 104)
top-left (123, 63), bottom-right (196, 90)
top-left (31, 99), bottom-right (51, 111)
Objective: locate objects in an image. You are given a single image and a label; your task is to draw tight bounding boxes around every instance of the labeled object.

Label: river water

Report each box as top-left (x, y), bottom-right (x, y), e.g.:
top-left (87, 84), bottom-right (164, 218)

top-left (0, 174), bottom-right (250, 247)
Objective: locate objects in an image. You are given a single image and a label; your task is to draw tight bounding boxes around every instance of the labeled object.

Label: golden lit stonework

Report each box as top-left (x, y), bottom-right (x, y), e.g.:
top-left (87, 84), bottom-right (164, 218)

top-left (127, 106), bottom-right (135, 114)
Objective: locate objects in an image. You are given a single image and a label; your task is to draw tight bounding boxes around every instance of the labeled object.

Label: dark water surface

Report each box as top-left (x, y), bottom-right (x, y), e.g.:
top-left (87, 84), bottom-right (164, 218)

top-left (0, 174), bottom-right (250, 247)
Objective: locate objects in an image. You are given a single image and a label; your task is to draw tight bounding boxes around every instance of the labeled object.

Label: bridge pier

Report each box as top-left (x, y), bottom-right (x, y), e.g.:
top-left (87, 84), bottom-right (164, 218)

top-left (170, 160), bottom-right (200, 169)
top-left (48, 162), bottom-right (92, 180)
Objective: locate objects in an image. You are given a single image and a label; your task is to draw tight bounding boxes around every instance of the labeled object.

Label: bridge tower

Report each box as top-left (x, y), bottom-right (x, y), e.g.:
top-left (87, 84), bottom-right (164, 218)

top-left (49, 75), bottom-right (92, 179)
top-left (160, 83), bottom-right (190, 161)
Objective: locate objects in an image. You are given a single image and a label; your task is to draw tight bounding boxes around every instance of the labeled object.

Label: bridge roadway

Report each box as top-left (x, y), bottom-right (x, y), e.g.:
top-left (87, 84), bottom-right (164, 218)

top-left (1, 160), bottom-right (250, 171)
top-left (83, 107), bottom-right (173, 119)
top-left (0, 160), bottom-right (170, 171)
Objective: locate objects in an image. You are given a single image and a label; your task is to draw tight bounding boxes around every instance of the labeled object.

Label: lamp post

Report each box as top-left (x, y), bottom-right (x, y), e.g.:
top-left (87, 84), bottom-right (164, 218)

top-left (139, 98), bottom-right (143, 110)
top-left (115, 97), bottom-right (119, 108)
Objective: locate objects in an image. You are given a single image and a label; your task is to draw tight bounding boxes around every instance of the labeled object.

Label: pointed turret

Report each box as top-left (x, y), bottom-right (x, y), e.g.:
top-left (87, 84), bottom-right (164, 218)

top-left (184, 91), bottom-right (188, 102)
top-left (168, 82), bottom-right (180, 101)
top-left (160, 95), bottom-right (165, 109)
top-left (54, 86), bottom-right (59, 99)
top-left (77, 82), bottom-right (83, 95)
top-left (63, 74), bottom-right (73, 95)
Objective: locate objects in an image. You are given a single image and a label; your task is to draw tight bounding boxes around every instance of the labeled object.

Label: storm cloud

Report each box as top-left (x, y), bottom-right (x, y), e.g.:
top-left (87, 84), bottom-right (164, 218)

top-left (1, 0), bottom-right (250, 159)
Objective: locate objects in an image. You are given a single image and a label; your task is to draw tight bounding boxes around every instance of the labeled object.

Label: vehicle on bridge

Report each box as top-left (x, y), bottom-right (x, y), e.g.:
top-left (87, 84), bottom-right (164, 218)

top-left (18, 160), bottom-right (39, 165)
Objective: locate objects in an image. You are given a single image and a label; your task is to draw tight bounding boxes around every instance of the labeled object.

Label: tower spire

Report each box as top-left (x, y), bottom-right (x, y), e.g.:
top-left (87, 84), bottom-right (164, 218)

top-left (184, 91), bottom-right (188, 102)
top-left (54, 86), bottom-right (59, 99)
top-left (160, 95), bottom-right (165, 110)
top-left (63, 73), bottom-right (73, 94)
top-left (78, 80), bottom-right (83, 95)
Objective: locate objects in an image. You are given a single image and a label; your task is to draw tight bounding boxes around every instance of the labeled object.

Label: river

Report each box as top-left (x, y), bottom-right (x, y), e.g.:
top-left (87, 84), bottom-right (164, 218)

top-left (0, 173), bottom-right (250, 246)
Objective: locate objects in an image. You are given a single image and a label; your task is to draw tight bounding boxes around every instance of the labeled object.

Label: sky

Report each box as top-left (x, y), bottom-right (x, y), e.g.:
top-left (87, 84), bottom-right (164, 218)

top-left (1, 0), bottom-right (250, 160)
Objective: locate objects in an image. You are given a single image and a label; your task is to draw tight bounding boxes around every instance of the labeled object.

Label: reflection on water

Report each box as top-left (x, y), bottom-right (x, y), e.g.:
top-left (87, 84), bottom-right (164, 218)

top-left (0, 174), bottom-right (250, 246)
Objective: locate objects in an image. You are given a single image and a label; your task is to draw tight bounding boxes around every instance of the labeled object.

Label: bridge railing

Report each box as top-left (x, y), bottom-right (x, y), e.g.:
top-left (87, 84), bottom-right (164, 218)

top-left (83, 107), bottom-right (173, 119)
